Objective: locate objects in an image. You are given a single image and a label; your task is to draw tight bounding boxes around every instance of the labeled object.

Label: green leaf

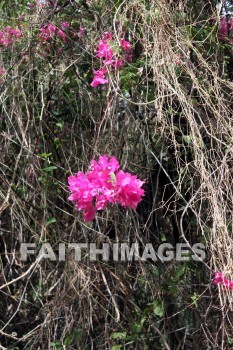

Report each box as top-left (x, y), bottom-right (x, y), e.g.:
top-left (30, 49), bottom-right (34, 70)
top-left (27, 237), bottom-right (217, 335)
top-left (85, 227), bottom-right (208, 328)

top-left (132, 322), bottom-right (142, 333)
top-left (42, 166), bottom-right (58, 172)
top-left (111, 332), bottom-right (127, 340)
top-left (183, 135), bottom-right (191, 145)
top-left (55, 122), bottom-right (64, 129)
top-left (45, 218), bottom-right (57, 226)
top-left (40, 153), bottom-right (52, 158)
top-left (50, 341), bottom-right (63, 350)
top-left (191, 292), bottom-right (199, 308)
top-left (152, 300), bottom-right (164, 317)
top-left (64, 335), bottom-right (72, 346)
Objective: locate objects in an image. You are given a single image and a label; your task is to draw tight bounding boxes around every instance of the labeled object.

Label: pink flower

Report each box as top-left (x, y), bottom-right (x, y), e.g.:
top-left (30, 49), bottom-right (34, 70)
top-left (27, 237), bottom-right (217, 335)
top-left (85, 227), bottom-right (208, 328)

top-left (0, 27), bottom-right (21, 47)
top-left (213, 271), bottom-right (233, 290)
top-left (96, 40), bottom-right (114, 61)
top-left (93, 32), bottom-right (132, 78)
top-left (104, 59), bottom-right (124, 67)
top-left (90, 67), bottom-right (108, 88)
top-left (0, 67), bottom-right (5, 76)
top-left (0, 38), bottom-right (10, 46)
top-left (218, 17), bottom-right (233, 45)
top-left (8, 28), bottom-right (21, 37)
top-left (61, 22), bottom-right (70, 29)
top-left (90, 155), bottom-right (120, 173)
top-left (95, 195), bottom-right (109, 210)
top-left (57, 29), bottom-right (66, 42)
top-left (90, 76), bottom-right (108, 88)
top-left (47, 23), bottom-right (56, 34)
top-left (79, 26), bottom-right (84, 37)
top-left (219, 17), bottom-right (232, 36)
top-left (92, 67), bottom-right (107, 77)
top-left (40, 23), bottom-right (56, 41)
top-left (115, 171), bottom-right (145, 209)
top-left (120, 38), bottom-right (131, 51)
top-left (83, 206), bottom-right (96, 222)
top-left (5, 26), bottom-right (13, 33)
top-left (68, 155), bottom-right (144, 221)
top-left (103, 32), bottom-right (113, 40)
top-left (113, 59), bottom-right (124, 67)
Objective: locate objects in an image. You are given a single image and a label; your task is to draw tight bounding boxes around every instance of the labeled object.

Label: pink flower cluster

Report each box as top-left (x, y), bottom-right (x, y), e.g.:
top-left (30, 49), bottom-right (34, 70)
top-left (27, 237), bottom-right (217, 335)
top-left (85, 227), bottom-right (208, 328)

top-left (213, 271), bottom-right (233, 290)
top-left (68, 155), bottom-right (144, 221)
top-left (0, 27), bottom-right (21, 47)
top-left (90, 67), bottom-right (108, 88)
top-left (40, 23), bottom-right (67, 42)
top-left (219, 17), bottom-right (233, 45)
top-left (39, 22), bottom-right (84, 46)
top-left (91, 32), bottom-right (132, 88)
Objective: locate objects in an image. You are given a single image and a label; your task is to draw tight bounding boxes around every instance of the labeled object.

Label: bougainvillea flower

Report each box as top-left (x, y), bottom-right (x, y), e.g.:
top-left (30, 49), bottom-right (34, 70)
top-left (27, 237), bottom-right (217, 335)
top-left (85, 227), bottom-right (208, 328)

top-left (113, 59), bottom-right (124, 67)
top-left (104, 59), bottom-right (124, 67)
top-left (61, 21), bottom-right (70, 29)
top-left (90, 154), bottom-right (120, 173)
top-left (0, 67), bottom-right (5, 75)
top-left (57, 29), bottom-right (66, 42)
top-left (213, 271), bottom-right (233, 290)
top-left (219, 17), bottom-right (233, 36)
top-left (91, 32), bottom-right (132, 87)
top-left (40, 23), bottom-right (56, 41)
top-left (46, 23), bottom-right (56, 34)
top-left (90, 67), bottom-right (108, 88)
top-left (0, 27), bottom-right (21, 47)
top-left (96, 39), bottom-right (114, 61)
top-left (218, 17), bottom-right (233, 44)
top-left (90, 76), bottom-right (108, 88)
top-left (6, 28), bottom-right (21, 37)
top-left (79, 26), bottom-right (84, 37)
top-left (103, 32), bottom-right (113, 40)
top-left (68, 155), bottom-right (144, 221)
top-left (115, 171), bottom-right (145, 209)
top-left (120, 38), bottom-right (131, 51)
top-left (83, 206), bottom-right (96, 222)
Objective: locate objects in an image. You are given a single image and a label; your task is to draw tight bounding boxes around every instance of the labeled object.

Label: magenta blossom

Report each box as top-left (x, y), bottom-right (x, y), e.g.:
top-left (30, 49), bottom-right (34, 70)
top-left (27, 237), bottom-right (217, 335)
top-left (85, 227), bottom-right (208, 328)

top-left (61, 21), bottom-right (70, 29)
top-left (0, 27), bottom-right (21, 47)
top-left (96, 39), bottom-right (114, 61)
top-left (120, 38), bottom-right (131, 51)
top-left (40, 23), bottom-right (67, 42)
top-left (115, 171), bottom-right (145, 209)
top-left (90, 77), bottom-right (108, 88)
top-left (68, 155), bottom-right (144, 221)
top-left (79, 26), bottom-right (85, 36)
top-left (218, 17), bottom-right (233, 45)
top-left (40, 23), bottom-right (56, 41)
top-left (91, 32), bottom-right (132, 87)
top-left (0, 67), bottom-right (5, 75)
top-left (103, 32), bottom-right (113, 40)
top-left (90, 67), bottom-right (108, 88)
top-left (213, 271), bottom-right (233, 290)
top-left (57, 29), bottom-right (66, 42)
top-left (104, 59), bottom-right (124, 68)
